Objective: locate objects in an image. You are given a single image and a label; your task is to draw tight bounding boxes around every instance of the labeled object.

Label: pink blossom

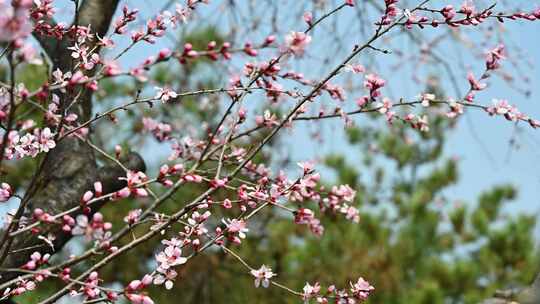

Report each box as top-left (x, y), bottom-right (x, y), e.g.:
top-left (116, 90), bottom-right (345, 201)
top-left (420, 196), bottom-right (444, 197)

top-left (97, 36), bottom-right (114, 48)
top-left (421, 93), bottom-right (436, 107)
top-left (142, 117), bottom-right (172, 141)
top-left (467, 72), bottom-right (487, 91)
top-left (125, 171), bottom-right (148, 188)
top-left (303, 12), bottom-right (313, 25)
top-left (340, 204), bottom-right (360, 223)
top-left (69, 70), bottom-right (88, 86)
top-left (459, 1), bottom-right (476, 16)
top-left (485, 44), bottom-right (505, 70)
top-left (447, 101), bottom-right (464, 118)
top-left (324, 83), bottom-right (346, 101)
top-left (114, 6), bottom-right (139, 34)
top-left (127, 279), bottom-right (145, 291)
top-left (533, 7), bottom-right (540, 19)
top-left (18, 43), bottom-right (42, 64)
top-left (158, 48), bottom-right (172, 60)
top-left (78, 271), bottom-right (102, 299)
top-left (33, 208), bottom-right (53, 223)
top-left (442, 5), bottom-right (456, 20)
top-left (0, 1), bottom-right (32, 42)
top-left (132, 188), bottom-right (148, 198)
top-left (210, 177), bottom-right (228, 188)
top-left (350, 277), bottom-right (374, 301)
top-left (94, 181), bottom-right (103, 196)
top-left (62, 215), bottom-right (75, 232)
top-left (113, 187), bottom-right (131, 200)
top-left (385, 110), bottom-right (396, 124)
top-left (82, 190), bottom-right (94, 203)
top-left (356, 96), bottom-right (369, 108)
top-left (284, 31), bottom-right (312, 56)
top-left (417, 115), bottom-right (429, 132)
top-left (72, 213), bottom-right (112, 243)
top-left (364, 74), bottom-right (385, 98)
top-left (12, 133), bottom-right (38, 159)
top-left (167, 4), bottom-right (190, 26)
top-left (250, 265), bottom-right (276, 288)
top-left (152, 238), bottom-right (187, 290)
top-left (297, 161), bottom-right (315, 175)
top-left (486, 99), bottom-right (529, 123)
top-left (380, 0), bottom-right (400, 25)
top-left (155, 238), bottom-right (188, 270)
top-left (84, 53), bottom-right (100, 70)
top-left (223, 218), bottom-right (249, 243)
top-left (9, 278), bottom-right (36, 296)
top-left (153, 268), bottom-right (177, 290)
top-left (154, 86), bottom-right (178, 102)
top-left (376, 97), bottom-right (392, 114)
top-left (264, 35), bottom-right (276, 45)
top-left (103, 61), bottom-right (122, 76)
top-left (302, 282), bottom-right (322, 302)
top-left (490, 99), bottom-right (511, 115)
top-left (22, 252), bottom-right (50, 270)
top-left (0, 182), bottom-right (13, 202)
top-left (255, 110), bottom-right (279, 128)
top-left (132, 31), bottom-right (147, 45)
top-left (124, 209), bottom-right (142, 225)
top-left (130, 67), bottom-right (148, 82)
top-left (308, 218), bottom-right (325, 236)
top-left (222, 199), bottom-right (233, 209)
top-left (67, 43), bottom-right (87, 60)
top-left (126, 293), bottom-right (154, 304)
top-left (332, 184), bottom-right (356, 202)
top-left (294, 208), bottom-right (316, 225)
top-left (345, 64), bottom-right (365, 74)
top-left (183, 174), bottom-right (203, 183)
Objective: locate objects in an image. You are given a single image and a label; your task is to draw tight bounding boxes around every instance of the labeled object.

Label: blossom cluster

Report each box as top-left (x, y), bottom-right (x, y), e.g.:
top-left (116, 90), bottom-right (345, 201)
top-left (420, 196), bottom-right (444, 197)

top-left (125, 274), bottom-right (154, 304)
top-left (403, 2), bottom-right (540, 29)
top-left (113, 171), bottom-right (149, 200)
top-left (2, 127), bottom-right (56, 160)
top-left (142, 117), bottom-right (173, 141)
top-left (153, 238), bottom-right (188, 289)
top-left (301, 277), bottom-right (375, 304)
top-left (71, 213), bottom-right (114, 249)
top-left (0, 183), bottom-right (13, 202)
top-left (248, 264), bottom-right (375, 304)
top-left (0, 0), bottom-right (33, 42)
top-left (2, 0), bottom-right (540, 303)
top-left (251, 265), bottom-right (276, 288)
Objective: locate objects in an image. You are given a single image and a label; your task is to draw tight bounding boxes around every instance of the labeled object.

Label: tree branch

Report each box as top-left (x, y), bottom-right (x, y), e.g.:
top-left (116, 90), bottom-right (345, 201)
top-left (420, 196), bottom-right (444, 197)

top-left (31, 17), bottom-right (61, 60)
top-left (481, 272), bottom-right (540, 304)
top-left (0, 0), bottom-right (124, 288)
top-left (78, 0), bottom-right (121, 39)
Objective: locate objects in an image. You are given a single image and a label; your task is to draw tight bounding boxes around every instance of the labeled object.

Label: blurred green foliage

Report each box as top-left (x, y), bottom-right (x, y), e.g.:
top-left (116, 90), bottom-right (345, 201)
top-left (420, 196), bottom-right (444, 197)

top-left (10, 26), bottom-right (538, 304)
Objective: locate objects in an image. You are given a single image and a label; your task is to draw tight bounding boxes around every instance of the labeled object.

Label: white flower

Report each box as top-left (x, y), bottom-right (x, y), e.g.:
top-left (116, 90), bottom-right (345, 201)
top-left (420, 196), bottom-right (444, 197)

top-left (284, 31), bottom-right (311, 56)
top-left (250, 265), bottom-right (275, 288)
top-left (153, 268), bottom-right (177, 290)
top-left (403, 9), bottom-right (412, 18)
top-left (223, 218), bottom-right (249, 239)
top-left (0, 183), bottom-right (12, 202)
top-left (38, 128), bottom-right (56, 153)
top-left (154, 87), bottom-right (178, 102)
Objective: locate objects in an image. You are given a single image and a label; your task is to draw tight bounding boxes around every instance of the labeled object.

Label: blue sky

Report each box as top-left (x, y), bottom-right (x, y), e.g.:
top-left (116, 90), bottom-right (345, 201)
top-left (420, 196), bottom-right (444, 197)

top-left (4, 1), bottom-right (538, 233)
top-left (280, 3), bottom-right (540, 229)
top-left (0, 2), bottom-right (538, 303)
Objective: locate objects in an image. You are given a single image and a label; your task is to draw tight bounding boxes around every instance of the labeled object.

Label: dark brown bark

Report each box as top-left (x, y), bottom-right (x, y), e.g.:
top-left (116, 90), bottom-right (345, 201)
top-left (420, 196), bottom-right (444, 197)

top-left (0, 0), bottom-right (146, 286)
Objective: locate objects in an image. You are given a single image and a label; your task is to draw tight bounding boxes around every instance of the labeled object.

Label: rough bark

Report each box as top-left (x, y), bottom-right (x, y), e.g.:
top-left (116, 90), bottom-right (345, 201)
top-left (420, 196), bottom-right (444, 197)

top-left (482, 273), bottom-right (540, 304)
top-left (0, 0), bottom-right (143, 286)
